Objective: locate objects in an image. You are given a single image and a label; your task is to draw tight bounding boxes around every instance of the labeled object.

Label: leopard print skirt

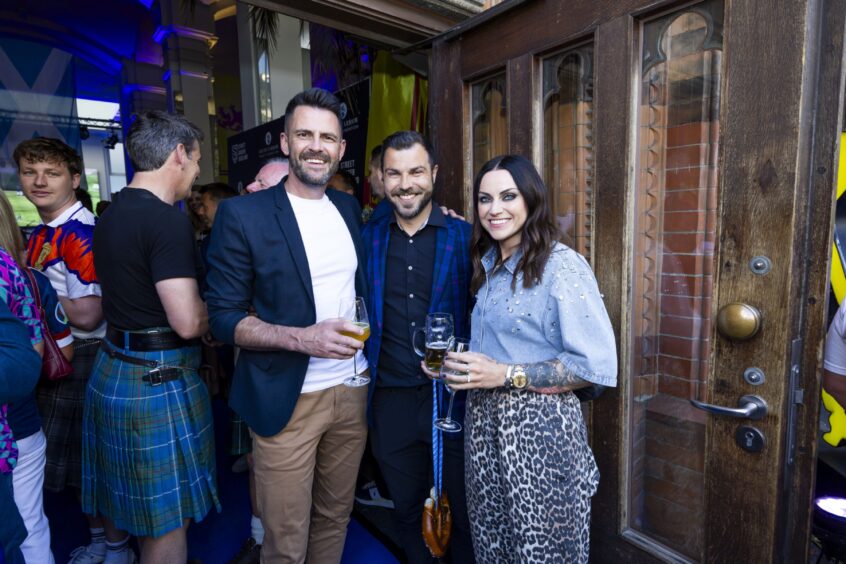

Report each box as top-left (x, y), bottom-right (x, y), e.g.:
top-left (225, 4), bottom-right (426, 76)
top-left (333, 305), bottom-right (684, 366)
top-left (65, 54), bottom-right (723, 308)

top-left (465, 388), bottom-right (598, 563)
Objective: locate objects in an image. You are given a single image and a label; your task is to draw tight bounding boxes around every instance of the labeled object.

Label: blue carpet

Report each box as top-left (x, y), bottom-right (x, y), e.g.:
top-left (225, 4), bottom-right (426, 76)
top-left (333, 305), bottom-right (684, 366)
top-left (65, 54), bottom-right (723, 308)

top-left (34, 398), bottom-right (398, 564)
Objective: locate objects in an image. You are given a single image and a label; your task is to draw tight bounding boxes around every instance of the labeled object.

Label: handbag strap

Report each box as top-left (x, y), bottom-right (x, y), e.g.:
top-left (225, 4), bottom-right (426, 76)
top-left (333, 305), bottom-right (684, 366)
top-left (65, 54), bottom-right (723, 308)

top-left (23, 268), bottom-right (45, 317)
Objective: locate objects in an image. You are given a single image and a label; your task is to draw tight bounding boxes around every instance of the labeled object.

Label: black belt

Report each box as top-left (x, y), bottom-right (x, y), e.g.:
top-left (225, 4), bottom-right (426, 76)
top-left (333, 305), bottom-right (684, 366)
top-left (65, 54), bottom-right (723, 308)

top-left (106, 326), bottom-right (196, 352)
top-left (100, 339), bottom-right (183, 386)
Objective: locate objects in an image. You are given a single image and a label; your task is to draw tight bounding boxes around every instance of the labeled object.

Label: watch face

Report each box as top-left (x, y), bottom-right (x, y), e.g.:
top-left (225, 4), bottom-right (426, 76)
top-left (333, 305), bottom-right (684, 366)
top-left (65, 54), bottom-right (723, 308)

top-left (514, 372), bottom-right (528, 389)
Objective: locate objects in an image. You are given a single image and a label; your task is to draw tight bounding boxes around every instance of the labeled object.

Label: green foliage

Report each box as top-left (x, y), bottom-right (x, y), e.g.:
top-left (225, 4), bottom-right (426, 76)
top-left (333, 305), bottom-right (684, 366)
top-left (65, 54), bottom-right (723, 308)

top-left (250, 5), bottom-right (279, 56)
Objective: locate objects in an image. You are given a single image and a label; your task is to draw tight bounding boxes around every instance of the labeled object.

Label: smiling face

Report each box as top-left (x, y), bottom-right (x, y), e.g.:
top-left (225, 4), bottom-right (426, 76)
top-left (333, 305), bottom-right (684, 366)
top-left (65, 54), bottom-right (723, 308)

top-left (383, 144), bottom-right (438, 223)
top-left (18, 158), bottom-right (80, 222)
top-left (281, 106), bottom-right (345, 193)
top-left (477, 168), bottom-right (528, 258)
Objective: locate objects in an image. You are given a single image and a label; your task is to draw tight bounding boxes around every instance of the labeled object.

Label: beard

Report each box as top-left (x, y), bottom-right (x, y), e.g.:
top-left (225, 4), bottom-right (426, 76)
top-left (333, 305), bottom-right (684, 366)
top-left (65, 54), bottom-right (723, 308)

top-left (389, 188), bottom-right (433, 220)
top-left (289, 150), bottom-right (339, 188)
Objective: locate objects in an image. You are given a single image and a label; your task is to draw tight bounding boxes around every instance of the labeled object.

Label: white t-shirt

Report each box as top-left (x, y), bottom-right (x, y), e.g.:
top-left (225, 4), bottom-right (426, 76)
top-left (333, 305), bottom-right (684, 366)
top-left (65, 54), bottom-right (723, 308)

top-left (825, 299), bottom-right (846, 376)
top-left (288, 192), bottom-right (368, 393)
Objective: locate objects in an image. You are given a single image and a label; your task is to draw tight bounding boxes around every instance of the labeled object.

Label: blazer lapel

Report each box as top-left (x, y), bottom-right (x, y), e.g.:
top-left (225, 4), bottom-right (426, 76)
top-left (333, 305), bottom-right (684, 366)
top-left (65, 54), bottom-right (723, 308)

top-left (430, 223), bottom-right (455, 312)
top-left (273, 186), bottom-right (315, 309)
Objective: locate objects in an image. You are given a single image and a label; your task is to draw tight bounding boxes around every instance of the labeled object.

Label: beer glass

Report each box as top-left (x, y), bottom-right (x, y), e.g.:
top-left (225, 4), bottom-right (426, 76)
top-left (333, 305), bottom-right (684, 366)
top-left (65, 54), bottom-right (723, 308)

top-left (435, 338), bottom-right (469, 433)
top-left (412, 313), bottom-right (454, 378)
top-left (339, 296), bottom-right (370, 387)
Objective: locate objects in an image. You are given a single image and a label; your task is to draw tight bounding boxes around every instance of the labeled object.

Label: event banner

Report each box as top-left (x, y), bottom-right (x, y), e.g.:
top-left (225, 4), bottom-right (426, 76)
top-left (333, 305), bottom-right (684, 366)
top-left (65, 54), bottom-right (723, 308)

top-left (335, 78), bottom-right (370, 201)
top-left (227, 115), bottom-right (286, 193)
top-left (0, 38), bottom-right (83, 192)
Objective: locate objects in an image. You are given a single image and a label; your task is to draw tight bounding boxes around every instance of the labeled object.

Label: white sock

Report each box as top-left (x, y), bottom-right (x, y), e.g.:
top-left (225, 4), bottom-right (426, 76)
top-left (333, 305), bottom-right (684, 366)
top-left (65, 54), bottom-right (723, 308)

top-left (89, 528), bottom-right (106, 557)
top-left (251, 515), bottom-right (265, 546)
top-left (104, 535), bottom-right (132, 564)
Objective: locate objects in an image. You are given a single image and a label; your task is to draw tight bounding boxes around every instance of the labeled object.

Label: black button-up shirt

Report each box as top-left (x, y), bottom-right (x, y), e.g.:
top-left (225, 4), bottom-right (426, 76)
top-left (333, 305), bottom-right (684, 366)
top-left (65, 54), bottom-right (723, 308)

top-left (377, 205), bottom-right (444, 387)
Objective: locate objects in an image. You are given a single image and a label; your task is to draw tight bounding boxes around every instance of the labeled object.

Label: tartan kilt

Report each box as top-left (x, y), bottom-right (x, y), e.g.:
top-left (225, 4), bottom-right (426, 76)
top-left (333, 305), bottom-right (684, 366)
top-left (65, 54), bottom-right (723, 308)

top-left (229, 412), bottom-right (252, 456)
top-left (37, 338), bottom-right (100, 492)
top-left (82, 343), bottom-right (220, 538)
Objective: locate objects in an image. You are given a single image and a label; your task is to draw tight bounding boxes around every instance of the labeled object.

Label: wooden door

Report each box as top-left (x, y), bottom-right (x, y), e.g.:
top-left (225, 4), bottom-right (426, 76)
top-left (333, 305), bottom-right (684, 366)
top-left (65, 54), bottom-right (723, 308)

top-left (429, 0), bottom-right (846, 561)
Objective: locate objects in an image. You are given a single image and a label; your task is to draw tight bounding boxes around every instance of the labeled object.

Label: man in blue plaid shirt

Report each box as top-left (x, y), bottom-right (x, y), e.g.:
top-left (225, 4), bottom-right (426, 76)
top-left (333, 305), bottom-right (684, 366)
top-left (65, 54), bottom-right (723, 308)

top-left (361, 131), bottom-right (475, 563)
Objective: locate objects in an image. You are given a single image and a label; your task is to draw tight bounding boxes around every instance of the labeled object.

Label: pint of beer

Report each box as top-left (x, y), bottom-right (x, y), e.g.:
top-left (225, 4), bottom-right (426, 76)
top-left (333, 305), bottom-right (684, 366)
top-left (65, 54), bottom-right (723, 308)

top-left (412, 313), bottom-right (455, 377)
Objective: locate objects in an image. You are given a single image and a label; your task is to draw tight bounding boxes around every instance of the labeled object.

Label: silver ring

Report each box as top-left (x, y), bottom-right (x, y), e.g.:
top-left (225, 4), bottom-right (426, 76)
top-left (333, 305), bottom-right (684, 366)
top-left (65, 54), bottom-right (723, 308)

top-left (465, 374), bottom-right (471, 383)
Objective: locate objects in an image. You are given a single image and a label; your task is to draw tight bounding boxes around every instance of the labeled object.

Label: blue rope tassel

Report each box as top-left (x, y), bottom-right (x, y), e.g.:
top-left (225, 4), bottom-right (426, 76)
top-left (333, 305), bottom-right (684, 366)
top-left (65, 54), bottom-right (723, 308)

top-left (432, 379), bottom-right (443, 504)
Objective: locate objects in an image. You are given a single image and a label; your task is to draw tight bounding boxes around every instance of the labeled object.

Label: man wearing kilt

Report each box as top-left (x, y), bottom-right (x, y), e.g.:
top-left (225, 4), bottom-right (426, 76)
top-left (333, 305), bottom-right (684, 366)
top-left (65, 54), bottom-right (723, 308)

top-left (83, 111), bottom-right (219, 564)
top-left (15, 138), bottom-right (109, 563)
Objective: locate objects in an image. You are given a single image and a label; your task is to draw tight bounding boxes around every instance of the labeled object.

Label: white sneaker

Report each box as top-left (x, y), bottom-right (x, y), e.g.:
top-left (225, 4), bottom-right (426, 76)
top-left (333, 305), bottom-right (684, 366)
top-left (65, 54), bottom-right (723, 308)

top-left (68, 545), bottom-right (106, 564)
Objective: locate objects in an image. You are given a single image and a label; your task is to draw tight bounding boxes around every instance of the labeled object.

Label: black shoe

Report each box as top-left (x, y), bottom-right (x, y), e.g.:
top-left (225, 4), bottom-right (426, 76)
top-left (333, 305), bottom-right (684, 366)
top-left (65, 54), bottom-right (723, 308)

top-left (229, 537), bottom-right (261, 564)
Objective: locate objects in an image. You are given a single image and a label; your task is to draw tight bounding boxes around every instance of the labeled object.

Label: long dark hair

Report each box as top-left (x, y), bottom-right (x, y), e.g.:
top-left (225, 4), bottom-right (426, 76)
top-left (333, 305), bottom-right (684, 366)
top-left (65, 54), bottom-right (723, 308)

top-left (470, 155), bottom-right (560, 294)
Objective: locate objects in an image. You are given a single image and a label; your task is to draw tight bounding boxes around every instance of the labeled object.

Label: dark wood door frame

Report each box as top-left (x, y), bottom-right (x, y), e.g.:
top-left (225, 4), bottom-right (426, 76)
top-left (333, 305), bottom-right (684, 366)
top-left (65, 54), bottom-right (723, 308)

top-left (428, 0), bottom-right (846, 561)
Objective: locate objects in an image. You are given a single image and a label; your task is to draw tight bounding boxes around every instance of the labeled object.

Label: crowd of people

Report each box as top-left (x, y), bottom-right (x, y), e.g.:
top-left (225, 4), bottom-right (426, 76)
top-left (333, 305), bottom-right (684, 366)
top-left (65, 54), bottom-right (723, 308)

top-left (0, 87), bottom-right (617, 564)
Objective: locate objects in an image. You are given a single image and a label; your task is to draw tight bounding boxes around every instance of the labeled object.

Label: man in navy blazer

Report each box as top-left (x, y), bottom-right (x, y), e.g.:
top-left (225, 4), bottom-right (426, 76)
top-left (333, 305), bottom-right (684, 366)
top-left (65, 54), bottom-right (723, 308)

top-left (206, 88), bottom-right (369, 564)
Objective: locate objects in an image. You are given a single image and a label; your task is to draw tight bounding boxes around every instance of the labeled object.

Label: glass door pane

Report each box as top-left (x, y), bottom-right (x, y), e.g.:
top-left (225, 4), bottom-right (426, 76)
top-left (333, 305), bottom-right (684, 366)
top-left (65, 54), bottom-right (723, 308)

top-left (542, 46), bottom-right (594, 261)
top-left (627, 1), bottom-right (723, 560)
top-left (471, 74), bottom-right (507, 177)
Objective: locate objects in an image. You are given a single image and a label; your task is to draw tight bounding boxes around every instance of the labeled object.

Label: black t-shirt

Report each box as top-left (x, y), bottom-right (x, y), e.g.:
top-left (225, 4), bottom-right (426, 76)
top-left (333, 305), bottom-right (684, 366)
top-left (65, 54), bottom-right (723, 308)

top-left (94, 188), bottom-right (202, 330)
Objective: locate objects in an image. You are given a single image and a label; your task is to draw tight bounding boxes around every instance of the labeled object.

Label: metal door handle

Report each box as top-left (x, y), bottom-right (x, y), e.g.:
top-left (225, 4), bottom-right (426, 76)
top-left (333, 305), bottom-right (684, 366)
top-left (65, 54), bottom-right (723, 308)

top-left (689, 395), bottom-right (767, 420)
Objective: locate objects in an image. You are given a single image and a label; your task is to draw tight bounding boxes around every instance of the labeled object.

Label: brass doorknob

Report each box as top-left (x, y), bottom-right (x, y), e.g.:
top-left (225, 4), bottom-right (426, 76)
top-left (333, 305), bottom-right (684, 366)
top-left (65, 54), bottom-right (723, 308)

top-left (716, 303), bottom-right (762, 341)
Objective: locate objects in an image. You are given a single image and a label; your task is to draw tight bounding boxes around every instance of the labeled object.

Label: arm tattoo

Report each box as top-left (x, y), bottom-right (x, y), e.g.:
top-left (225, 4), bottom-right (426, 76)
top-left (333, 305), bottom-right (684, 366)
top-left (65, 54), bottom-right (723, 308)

top-left (525, 358), bottom-right (588, 394)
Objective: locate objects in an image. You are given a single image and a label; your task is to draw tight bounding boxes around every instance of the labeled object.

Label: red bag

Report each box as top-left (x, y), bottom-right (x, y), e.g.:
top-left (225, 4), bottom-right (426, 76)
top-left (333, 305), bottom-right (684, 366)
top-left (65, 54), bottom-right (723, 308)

top-left (24, 269), bottom-right (73, 381)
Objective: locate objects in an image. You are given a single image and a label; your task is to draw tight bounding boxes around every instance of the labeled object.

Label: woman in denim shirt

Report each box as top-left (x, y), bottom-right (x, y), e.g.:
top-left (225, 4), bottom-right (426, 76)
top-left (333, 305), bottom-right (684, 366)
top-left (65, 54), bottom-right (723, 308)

top-left (443, 155), bottom-right (617, 563)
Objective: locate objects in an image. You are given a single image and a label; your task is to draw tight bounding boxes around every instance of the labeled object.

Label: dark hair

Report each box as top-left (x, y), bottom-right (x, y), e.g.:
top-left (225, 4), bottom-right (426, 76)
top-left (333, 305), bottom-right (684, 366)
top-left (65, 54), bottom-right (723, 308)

top-left (469, 154), bottom-right (560, 294)
top-left (95, 200), bottom-right (110, 217)
top-left (13, 137), bottom-right (83, 177)
top-left (380, 131), bottom-right (435, 170)
top-left (370, 144), bottom-right (383, 162)
top-left (75, 188), bottom-right (93, 213)
top-left (199, 182), bottom-right (238, 202)
top-left (329, 169), bottom-right (359, 197)
top-left (125, 111), bottom-right (203, 172)
top-left (284, 88), bottom-right (343, 133)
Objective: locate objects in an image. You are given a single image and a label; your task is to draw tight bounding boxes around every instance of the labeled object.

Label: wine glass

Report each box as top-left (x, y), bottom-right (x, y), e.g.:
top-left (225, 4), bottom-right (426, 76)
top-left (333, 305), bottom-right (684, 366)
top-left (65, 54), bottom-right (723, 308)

top-left (435, 337), bottom-right (469, 433)
top-left (339, 296), bottom-right (370, 387)
top-left (412, 313), bottom-right (454, 379)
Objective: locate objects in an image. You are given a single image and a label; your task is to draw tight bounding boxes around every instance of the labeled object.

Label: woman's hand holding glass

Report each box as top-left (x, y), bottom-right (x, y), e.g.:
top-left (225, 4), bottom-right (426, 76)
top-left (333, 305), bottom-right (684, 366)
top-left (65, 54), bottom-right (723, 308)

top-left (442, 351), bottom-right (508, 390)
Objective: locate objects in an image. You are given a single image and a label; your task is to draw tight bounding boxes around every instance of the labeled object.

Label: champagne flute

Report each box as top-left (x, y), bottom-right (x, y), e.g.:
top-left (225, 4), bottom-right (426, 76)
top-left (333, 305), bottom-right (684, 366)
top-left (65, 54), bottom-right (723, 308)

top-left (339, 296), bottom-right (370, 387)
top-left (435, 337), bottom-right (469, 433)
top-left (412, 313), bottom-right (454, 379)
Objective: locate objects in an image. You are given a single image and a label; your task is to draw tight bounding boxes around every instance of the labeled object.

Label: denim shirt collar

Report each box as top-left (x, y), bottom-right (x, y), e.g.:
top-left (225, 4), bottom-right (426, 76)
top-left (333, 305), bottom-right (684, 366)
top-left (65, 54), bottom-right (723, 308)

top-left (481, 246), bottom-right (523, 275)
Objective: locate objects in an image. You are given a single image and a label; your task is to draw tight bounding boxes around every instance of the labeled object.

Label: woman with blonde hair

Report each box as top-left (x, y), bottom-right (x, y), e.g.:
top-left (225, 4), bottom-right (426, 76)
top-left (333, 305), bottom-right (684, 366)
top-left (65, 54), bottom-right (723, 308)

top-left (0, 190), bottom-right (73, 563)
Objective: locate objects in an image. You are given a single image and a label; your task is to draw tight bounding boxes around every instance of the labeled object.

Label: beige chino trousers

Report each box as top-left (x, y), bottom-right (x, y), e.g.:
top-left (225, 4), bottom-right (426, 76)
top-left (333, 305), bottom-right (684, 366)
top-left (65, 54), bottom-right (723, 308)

top-left (252, 380), bottom-right (368, 564)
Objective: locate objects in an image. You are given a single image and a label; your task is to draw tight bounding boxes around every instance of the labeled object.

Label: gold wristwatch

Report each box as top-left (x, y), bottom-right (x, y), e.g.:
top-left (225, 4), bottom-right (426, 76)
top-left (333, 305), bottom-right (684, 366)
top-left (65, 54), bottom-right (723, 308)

top-left (505, 364), bottom-right (528, 390)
